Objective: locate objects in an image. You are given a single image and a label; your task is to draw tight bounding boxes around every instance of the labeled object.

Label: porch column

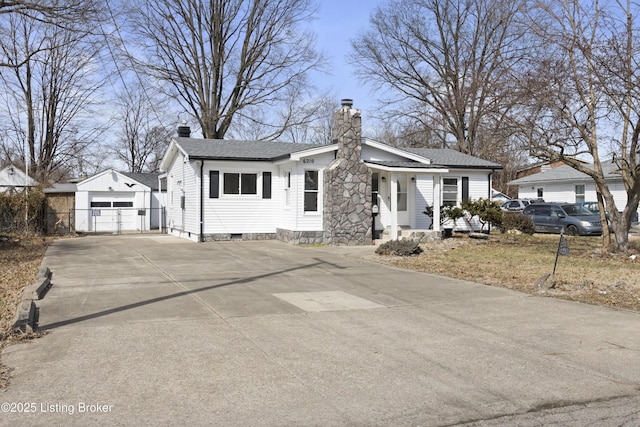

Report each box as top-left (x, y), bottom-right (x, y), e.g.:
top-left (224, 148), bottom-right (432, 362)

top-left (390, 172), bottom-right (398, 240)
top-left (433, 175), bottom-right (441, 232)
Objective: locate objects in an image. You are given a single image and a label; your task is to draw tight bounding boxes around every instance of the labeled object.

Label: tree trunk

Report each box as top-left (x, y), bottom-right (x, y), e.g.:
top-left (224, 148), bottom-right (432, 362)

top-left (595, 189), bottom-right (611, 250)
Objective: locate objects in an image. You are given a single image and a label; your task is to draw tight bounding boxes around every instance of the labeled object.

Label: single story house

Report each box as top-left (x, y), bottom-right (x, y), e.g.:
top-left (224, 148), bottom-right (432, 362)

top-left (159, 100), bottom-right (502, 245)
top-left (74, 169), bottom-right (164, 233)
top-left (507, 159), bottom-right (639, 217)
top-left (0, 163), bottom-right (38, 193)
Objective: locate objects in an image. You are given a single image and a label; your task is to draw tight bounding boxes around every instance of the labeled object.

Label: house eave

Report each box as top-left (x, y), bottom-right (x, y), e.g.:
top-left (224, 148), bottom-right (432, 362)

top-left (364, 162), bottom-right (449, 174)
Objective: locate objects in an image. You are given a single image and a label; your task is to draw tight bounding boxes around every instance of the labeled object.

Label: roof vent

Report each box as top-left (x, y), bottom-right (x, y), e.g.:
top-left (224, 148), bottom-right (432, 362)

top-left (177, 122), bottom-right (191, 138)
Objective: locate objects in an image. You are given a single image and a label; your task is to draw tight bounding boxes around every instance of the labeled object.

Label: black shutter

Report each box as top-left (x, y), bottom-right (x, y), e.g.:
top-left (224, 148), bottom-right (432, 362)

top-left (262, 172), bottom-right (272, 199)
top-left (462, 177), bottom-right (469, 204)
top-left (209, 171), bottom-right (219, 198)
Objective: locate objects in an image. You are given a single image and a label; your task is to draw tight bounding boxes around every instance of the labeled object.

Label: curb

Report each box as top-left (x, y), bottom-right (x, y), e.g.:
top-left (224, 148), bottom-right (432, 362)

top-left (11, 267), bottom-right (51, 333)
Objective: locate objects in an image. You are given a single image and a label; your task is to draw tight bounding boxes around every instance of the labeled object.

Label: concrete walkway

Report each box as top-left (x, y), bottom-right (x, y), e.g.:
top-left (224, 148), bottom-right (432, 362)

top-left (2, 235), bottom-right (640, 426)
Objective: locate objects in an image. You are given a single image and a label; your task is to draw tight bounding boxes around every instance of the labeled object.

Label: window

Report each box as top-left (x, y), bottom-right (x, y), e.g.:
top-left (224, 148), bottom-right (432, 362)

top-left (113, 201), bottom-right (133, 208)
top-left (537, 188), bottom-right (544, 199)
top-left (304, 170), bottom-right (319, 212)
top-left (371, 173), bottom-right (379, 207)
top-left (397, 179), bottom-right (407, 211)
top-left (442, 178), bottom-right (458, 207)
top-left (91, 201), bottom-right (111, 207)
top-left (241, 173), bottom-right (257, 194)
top-left (223, 173), bottom-right (257, 195)
top-left (575, 185), bottom-right (585, 203)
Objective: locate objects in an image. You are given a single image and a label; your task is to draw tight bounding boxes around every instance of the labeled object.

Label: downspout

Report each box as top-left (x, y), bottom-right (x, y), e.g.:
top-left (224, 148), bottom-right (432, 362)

top-left (488, 169), bottom-right (494, 199)
top-left (488, 169), bottom-right (495, 233)
top-left (199, 160), bottom-right (204, 242)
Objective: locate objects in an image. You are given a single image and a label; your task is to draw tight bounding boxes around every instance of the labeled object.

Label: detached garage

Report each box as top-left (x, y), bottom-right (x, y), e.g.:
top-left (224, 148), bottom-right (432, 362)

top-left (75, 170), bottom-right (161, 233)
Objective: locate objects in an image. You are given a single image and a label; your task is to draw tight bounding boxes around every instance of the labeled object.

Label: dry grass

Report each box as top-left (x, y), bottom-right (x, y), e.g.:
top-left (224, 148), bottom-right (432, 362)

top-left (0, 233), bottom-right (51, 388)
top-left (375, 233), bottom-right (640, 311)
top-left (0, 234), bottom-right (51, 336)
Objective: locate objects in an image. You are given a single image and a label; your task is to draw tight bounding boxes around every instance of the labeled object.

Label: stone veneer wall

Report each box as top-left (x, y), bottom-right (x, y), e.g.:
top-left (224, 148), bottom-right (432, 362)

top-left (323, 100), bottom-right (372, 246)
top-left (276, 229), bottom-right (325, 245)
top-left (202, 233), bottom-right (276, 242)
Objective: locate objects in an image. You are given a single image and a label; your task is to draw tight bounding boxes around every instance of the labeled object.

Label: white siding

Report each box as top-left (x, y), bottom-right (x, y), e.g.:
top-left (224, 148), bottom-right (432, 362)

top-left (202, 160), bottom-right (280, 234)
top-left (165, 152), bottom-right (194, 237)
top-left (293, 152), bottom-right (334, 231)
top-left (518, 181), bottom-right (590, 203)
top-left (518, 179), bottom-right (638, 216)
top-left (362, 145), bottom-right (414, 162)
top-left (415, 174), bottom-right (434, 229)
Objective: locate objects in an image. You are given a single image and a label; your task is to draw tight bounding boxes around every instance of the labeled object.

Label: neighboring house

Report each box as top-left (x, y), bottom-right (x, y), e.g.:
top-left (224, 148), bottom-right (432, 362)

top-left (508, 160), bottom-right (639, 217)
top-left (74, 169), bottom-right (164, 233)
top-left (0, 164), bottom-right (38, 192)
top-left (159, 99), bottom-right (502, 244)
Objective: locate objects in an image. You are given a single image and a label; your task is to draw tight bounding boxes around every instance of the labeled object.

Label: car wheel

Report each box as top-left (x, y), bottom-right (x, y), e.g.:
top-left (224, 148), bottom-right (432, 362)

top-left (566, 225), bottom-right (579, 236)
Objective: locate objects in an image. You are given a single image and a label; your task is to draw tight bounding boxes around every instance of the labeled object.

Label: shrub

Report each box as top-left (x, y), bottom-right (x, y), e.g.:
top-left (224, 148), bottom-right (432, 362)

top-left (501, 212), bottom-right (535, 235)
top-left (0, 186), bottom-right (45, 233)
top-left (423, 205), bottom-right (466, 228)
top-left (462, 198), bottom-right (503, 231)
top-left (375, 239), bottom-right (423, 256)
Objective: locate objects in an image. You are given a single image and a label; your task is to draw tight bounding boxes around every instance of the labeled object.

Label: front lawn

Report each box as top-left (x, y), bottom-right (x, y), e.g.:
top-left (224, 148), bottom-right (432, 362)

top-left (376, 233), bottom-right (640, 311)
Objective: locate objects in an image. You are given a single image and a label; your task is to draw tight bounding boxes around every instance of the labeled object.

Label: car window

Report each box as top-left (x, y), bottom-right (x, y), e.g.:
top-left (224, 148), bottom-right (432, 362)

top-left (562, 204), bottom-right (593, 216)
top-left (550, 206), bottom-right (564, 217)
top-left (538, 206), bottom-right (551, 216)
top-left (523, 200), bottom-right (530, 206)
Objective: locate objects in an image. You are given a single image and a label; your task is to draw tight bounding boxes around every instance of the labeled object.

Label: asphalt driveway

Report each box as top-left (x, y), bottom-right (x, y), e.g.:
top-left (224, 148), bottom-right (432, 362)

top-left (2, 234), bottom-right (640, 426)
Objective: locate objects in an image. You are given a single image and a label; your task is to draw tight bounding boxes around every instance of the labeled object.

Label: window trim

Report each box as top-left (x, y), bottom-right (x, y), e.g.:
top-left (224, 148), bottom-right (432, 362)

top-left (575, 184), bottom-right (585, 203)
top-left (304, 169), bottom-right (320, 213)
top-left (442, 176), bottom-right (459, 207)
top-left (223, 172), bottom-right (258, 196)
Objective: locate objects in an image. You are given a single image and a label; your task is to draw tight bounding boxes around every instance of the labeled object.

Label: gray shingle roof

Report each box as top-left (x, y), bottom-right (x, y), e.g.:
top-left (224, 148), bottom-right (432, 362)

top-left (175, 138), bottom-right (326, 161)
top-left (404, 148), bottom-right (502, 169)
top-left (173, 137), bottom-right (502, 169)
top-left (508, 160), bottom-right (621, 185)
top-left (121, 172), bottom-right (161, 191)
top-left (43, 183), bottom-right (77, 193)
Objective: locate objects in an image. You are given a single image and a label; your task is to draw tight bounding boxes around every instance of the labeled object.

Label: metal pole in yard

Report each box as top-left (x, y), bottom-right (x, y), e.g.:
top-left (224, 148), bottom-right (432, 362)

top-left (553, 231), bottom-right (568, 275)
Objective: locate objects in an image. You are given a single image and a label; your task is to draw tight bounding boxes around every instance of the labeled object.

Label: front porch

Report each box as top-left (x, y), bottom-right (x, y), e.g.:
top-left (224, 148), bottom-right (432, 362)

top-left (368, 166), bottom-right (448, 241)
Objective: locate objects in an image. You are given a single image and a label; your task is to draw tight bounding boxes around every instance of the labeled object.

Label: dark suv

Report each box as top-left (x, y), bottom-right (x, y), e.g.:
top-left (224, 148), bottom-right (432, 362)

top-left (522, 203), bottom-right (602, 236)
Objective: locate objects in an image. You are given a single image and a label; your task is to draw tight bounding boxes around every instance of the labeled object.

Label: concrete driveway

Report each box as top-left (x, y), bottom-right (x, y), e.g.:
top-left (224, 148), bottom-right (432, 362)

top-left (2, 234), bottom-right (640, 426)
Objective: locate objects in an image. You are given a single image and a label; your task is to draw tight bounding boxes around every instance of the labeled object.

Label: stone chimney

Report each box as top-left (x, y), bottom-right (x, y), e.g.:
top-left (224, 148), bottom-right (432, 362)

top-left (323, 99), bottom-right (372, 245)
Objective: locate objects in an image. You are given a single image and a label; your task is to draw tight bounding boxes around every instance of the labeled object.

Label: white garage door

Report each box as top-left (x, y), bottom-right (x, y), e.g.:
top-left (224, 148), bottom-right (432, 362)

top-left (89, 192), bottom-right (139, 232)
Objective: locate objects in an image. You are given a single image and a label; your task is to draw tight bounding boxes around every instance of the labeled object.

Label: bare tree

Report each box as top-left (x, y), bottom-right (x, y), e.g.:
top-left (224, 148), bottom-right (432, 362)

top-left (517, 0), bottom-right (640, 253)
top-left (0, 13), bottom-right (108, 181)
top-left (127, 0), bottom-right (325, 140)
top-left (111, 86), bottom-right (173, 173)
top-left (351, 0), bottom-right (526, 157)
